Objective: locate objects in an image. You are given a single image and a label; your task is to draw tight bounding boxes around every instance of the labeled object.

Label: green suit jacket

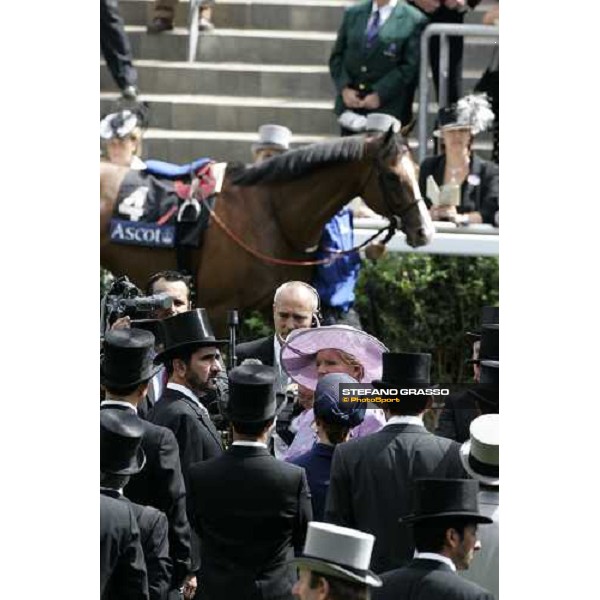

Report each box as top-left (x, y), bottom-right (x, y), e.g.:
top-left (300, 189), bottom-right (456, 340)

top-left (329, 0), bottom-right (427, 125)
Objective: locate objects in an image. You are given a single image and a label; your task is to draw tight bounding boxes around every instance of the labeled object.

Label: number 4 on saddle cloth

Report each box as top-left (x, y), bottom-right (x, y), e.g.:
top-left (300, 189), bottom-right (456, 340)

top-left (110, 158), bottom-right (225, 251)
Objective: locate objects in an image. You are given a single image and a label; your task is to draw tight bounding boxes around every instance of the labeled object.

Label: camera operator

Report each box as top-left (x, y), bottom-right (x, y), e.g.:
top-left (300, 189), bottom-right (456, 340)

top-left (110, 270), bottom-right (193, 331)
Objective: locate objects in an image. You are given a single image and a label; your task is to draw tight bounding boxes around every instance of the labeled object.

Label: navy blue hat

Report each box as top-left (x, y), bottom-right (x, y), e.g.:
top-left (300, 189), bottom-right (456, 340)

top-left (314, 373), bottom-right (366, 428)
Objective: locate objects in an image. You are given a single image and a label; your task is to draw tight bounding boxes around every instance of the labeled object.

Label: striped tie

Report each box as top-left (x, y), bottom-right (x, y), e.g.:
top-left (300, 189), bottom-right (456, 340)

top-left (365, 10), bottom-right (381, 49)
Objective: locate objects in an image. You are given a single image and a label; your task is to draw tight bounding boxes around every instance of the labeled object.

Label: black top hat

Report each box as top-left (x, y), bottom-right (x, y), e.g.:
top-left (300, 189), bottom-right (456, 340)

top-left (101, 329), bottom-right (161, 389)
top-left (154, 309), bottom-right (227, 364)
top-left (467, 325), bottom-right (499, 365)
top-left (466, 306), bottom-right (499, 341)
top-left (400, 479), bottom-right (493, 525)
top-left (372, 352), bottom-right (431, 387)
top-left (100, 409), bottom-right (146, 475)
top-left (227, 364), bottom-right (278, 423)
top-left (479, 360), bottom-right (499, 385)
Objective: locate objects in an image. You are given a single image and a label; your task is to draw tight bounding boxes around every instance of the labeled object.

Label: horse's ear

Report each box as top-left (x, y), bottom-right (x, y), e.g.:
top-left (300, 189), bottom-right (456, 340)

top-left (400, 117), bottom-right (416, 138)
top-left (379, 125), bottom-right (399, 161)
top-left (382, 125), bottom-right (395, 148)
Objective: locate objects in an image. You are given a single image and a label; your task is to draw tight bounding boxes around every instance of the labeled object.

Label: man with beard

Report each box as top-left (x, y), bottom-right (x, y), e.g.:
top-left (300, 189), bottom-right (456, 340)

top-left (150, 309), bottom-right (227, 594)
top-left (150, 309), bottom-right (226, 475)
top-left (373, 479), bottom-right (494, 600)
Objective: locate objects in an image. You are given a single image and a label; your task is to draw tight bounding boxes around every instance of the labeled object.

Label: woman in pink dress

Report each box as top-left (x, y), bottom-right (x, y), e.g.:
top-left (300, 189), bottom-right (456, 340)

top-left (280, 325), bottom-right (388, 461)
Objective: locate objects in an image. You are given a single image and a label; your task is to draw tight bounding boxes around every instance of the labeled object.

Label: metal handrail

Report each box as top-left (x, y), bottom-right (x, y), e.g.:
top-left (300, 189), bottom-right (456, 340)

top-left (188, 0), bottom-right (202, 62)
top-left (417, 23), bottom-right (499, 163)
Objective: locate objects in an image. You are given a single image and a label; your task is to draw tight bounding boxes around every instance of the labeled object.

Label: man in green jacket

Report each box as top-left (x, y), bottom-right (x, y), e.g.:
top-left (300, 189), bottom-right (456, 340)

top-left (329, 0), bottom-right (427, 134)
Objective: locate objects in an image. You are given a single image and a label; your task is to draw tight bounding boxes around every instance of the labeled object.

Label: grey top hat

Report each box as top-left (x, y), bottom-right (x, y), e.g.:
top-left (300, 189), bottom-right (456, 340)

top-left (251, 124), bottom-right (292, 153)
top-left (365, 113), bottom-right (401, 134)
top-left (460, 414), bottom-right (499, 486)
top-left (292, 522), bottom-right (382, 588)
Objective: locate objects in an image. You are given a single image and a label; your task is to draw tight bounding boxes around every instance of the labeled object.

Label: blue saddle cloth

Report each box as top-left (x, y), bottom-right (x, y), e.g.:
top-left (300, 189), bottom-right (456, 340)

top-left (144, 158), bottom-right (212, 179)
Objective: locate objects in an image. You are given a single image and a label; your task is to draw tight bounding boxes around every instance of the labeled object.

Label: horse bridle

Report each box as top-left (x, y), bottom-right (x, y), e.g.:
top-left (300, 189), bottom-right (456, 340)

top-left (359, 144), bottom-right (423, 243)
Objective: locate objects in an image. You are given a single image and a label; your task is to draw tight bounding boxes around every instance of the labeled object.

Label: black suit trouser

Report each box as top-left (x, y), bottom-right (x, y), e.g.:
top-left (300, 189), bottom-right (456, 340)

top-left (429, 34), bottom-right (464, 107)
top-left (100, 0), bottom-right (137, 90)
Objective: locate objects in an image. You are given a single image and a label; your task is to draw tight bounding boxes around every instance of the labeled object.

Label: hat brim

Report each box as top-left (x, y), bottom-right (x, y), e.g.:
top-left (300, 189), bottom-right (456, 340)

top-left (154, 339), bottom-right (228, 364)
top-left (399, 510), bottom-right (493, 525)
top-left (251, 142), bottom-right (288, 153)
top-left (281, 327), bottom-right (388, 391)
top-left (103, 446), bottom-right (147, 476)
top-left (100, 363), bottom-right (162, 389)
top-left (433, 124), bottom-right (476, 138)
top-left (291, 556), bottom-right (382, 588)
top-left (459, 440), bottom-right (499, 487)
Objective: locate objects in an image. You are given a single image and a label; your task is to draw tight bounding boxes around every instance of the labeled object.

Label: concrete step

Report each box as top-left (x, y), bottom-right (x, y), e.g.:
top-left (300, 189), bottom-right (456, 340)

top-left (120, 0), bottom-right (492, 31)
top-left (134, 128), bottom-right (492, 164)
top-left (100, 92), bottom-right (488, 135)
top-left (101, 60), bottom-right (484, 100)
top-left (122, 25), bottom-right (497, 69)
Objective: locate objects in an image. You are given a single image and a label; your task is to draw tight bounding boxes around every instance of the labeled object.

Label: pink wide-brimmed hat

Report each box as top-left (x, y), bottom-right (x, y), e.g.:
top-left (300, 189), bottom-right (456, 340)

top-left (280, 325), bottom-right (388, 391)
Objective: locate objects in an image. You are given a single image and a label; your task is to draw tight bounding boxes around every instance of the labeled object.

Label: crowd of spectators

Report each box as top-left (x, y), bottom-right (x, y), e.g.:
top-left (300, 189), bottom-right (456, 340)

top-left (100, 6), bottom-right (500, 597)
top-left (101, 273), bottom-right (499, 599)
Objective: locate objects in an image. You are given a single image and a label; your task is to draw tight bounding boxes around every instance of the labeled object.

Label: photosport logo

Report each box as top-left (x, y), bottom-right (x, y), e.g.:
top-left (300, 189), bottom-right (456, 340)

top-left (338, 384), bottom-right (450, 405)
top-left (110, 219), bottom-right (176, 249)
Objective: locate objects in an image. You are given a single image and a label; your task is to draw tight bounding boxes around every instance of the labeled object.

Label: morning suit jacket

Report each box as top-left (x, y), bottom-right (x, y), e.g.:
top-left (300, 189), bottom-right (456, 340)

top-left (375, 559), bottom-right (495, 600)
top-left (150, 386), bottom-right (224, 571)
top-left (236, 335), bottom-right (276, 367)
top-left (418, 154), bottom-right (500, 226)
top-left (324, 422), bottom-right (466, 574)
top-left (187, 444), bottom-right (313, 600)
top-left (435, 390), bottom-right (480, 443)
top-left (101, 402), bottom-right (193, 589)
top-left (329, 0), bottom-right (427, 125)
top-left (461, 489), bottom-right (499, 599)
top-left (130, 502), bottom-right (172, 600)
top-left (100, 490), bottom-right (149, 600)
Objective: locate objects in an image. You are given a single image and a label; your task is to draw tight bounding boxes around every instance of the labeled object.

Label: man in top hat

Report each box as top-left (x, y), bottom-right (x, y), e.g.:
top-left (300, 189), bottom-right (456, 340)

top-left (101, 329), bottom-right (196, 600)
top-left (251, 124), bottom-right (292, 163)
top-left (373, 479), bottom-right (494, 600)
top-left (329, 0), bottom-right (427, 135)
top-left (187, 364), bottom-right (313, 599)
top-left (459, 415), bottom-right (499, 598)
top-left (325, 352), bottom-right (466, 574)
top-left (150, 309), bottom-right (226, 588)
top-left (100, 409), bottom-right (150, 600)
top-left (292, 522), bottom-right (382, 599)
top-left (150, 309), bottom-right (226, 474)
top-left (436, 307), bottom-right (499, 443)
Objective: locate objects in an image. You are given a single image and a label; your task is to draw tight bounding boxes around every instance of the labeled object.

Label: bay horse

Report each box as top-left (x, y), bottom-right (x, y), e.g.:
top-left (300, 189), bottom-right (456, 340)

top-left (100, 130), bottom-right (434, 335)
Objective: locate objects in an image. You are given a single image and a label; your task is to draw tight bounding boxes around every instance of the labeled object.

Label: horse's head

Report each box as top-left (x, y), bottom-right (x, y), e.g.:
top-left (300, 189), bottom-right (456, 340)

top-left (362, 128), bottom-right (434, 248)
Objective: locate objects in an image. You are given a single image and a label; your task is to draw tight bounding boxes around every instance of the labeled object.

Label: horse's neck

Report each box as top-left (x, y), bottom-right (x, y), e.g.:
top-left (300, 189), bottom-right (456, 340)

top-left (272, 161), bottom-right (369, 249)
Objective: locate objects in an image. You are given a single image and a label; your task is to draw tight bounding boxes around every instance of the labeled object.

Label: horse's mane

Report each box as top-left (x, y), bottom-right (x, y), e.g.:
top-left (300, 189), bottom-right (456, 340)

top-left (230, 136), bottom-right (367, 186)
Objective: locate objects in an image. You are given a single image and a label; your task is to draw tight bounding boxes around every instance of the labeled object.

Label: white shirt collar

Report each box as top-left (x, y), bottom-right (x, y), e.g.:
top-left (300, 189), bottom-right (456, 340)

top-left (415, 552), bottom-right (457, 572)
top-left (371, 0), bottom-right (397, 21)
top-left (167, 382), bottom-right (208, 414)
top-left (100, 486), bottom-right (124, 496)
top-left (273, 335), bottom-right (282, 368)
top-left (101, 399), bottom-right (137, 412)
top-left (384, 415), bottom-right (424, 428)
top-left (231, 441), bottom-right (268, 448)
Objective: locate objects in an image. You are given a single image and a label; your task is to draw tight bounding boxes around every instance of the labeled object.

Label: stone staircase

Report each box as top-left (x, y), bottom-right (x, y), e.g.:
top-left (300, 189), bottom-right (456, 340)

top-left (100, 0), bottom-right (498, 163)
